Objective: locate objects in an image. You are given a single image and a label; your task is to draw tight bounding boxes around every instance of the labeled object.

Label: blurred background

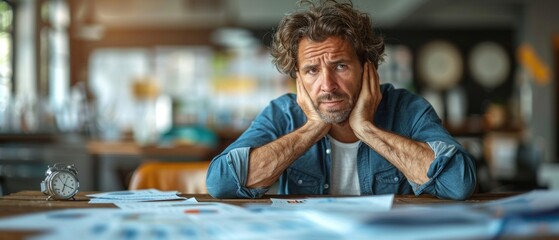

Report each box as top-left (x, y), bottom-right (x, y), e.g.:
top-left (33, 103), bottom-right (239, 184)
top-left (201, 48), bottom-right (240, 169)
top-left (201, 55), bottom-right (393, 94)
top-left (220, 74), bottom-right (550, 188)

top-left (0, 0), bottom-right (558, 194)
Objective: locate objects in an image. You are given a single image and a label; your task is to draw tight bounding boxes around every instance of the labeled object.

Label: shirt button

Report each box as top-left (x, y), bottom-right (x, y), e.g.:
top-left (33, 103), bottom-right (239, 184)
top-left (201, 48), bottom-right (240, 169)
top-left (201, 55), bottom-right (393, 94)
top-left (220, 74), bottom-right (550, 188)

top-left (324, 184), bottom-right (329, 189)
top-left (393, 177), bottom-right (399, 182)
top-left (297, 180), bottom-right (303, 185)
top-left (326, 149), bottom-right (331, 154)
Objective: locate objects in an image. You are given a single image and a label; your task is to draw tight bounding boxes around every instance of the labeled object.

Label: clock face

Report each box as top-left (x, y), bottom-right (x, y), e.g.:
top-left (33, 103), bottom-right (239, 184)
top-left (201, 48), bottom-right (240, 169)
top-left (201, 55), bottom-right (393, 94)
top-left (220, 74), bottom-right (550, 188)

top-left (469, 41), bottom-right (510, 89)
top-left (50, 171), bottom-right (78, 199)
top-left (418, 40), bottom-right (463, 91)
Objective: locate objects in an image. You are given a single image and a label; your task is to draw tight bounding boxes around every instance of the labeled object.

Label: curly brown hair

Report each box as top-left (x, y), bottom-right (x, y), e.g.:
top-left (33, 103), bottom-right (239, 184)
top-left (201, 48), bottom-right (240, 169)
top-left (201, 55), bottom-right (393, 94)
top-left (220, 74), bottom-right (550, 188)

top-left (270, 0), bottom-right (385, 79)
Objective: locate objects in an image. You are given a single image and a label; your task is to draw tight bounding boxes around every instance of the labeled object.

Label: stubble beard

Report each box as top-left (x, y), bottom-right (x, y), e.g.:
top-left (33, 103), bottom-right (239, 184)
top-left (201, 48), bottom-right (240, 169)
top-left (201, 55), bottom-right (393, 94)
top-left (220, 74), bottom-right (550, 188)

top-left (314, 92), bottom-right (353, 124)
top-left (318, 108), bottom-right (352, 124)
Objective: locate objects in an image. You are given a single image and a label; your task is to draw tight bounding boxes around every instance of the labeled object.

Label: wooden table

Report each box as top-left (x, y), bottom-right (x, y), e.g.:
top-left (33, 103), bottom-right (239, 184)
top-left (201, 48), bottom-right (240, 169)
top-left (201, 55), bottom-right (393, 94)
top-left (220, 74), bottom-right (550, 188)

top-left (0, 191), bottom-right (521, 218)
top-left (0, 191), bottom-right (524, 239)
top-left (0, 191), bottom-right (519, 217)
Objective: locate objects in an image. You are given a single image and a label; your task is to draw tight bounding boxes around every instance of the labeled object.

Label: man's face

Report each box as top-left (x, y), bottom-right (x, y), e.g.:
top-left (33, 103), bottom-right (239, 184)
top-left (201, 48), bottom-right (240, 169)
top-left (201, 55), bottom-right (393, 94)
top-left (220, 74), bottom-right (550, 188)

top-left (297, 36), bottom-right (363, 124)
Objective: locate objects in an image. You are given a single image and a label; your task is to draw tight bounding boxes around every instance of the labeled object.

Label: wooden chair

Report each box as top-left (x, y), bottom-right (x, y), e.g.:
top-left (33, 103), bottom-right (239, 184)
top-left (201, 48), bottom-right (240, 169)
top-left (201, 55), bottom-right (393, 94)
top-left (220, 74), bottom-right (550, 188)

top-left (128, 161), bottom-right (210, 194)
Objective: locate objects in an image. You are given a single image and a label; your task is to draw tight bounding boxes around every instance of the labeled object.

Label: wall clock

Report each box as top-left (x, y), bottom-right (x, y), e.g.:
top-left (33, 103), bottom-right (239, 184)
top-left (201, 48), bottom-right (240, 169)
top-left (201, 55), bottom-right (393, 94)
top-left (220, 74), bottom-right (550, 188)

top-left (469, 41), bottom-right (510, 89)
top-left (417, 40), bottom-right (463, 91)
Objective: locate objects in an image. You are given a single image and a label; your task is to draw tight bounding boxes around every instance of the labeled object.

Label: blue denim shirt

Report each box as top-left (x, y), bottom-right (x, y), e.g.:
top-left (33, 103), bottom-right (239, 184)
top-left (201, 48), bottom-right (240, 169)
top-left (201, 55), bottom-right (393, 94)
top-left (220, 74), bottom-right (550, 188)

top-left (206, 84), bottom-right (476, 200)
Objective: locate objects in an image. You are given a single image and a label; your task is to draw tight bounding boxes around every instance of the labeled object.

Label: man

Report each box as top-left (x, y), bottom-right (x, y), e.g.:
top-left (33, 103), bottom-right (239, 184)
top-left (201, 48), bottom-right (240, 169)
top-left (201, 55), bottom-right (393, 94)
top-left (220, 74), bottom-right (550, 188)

top-left (206, 0), bottom-right (476, 200)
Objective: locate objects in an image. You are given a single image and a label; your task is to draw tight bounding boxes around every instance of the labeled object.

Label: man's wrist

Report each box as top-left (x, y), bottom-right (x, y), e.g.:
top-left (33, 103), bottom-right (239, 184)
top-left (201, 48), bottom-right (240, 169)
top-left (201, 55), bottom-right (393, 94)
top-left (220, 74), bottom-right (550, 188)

top-left (303, 120), bottom-right (330, 137)
top-left (354, 121), bottom-right (376, 140)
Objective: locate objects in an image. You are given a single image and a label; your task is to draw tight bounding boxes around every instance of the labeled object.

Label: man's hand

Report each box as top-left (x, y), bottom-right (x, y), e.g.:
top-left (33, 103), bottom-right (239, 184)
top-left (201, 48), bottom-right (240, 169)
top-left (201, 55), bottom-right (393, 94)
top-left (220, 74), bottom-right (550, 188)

top-left (295, 73), bottom-right (331, 133)
top-left (348, 62), bottom-right (434, 185)
top-left (349, 62), bottom-right (382, 138)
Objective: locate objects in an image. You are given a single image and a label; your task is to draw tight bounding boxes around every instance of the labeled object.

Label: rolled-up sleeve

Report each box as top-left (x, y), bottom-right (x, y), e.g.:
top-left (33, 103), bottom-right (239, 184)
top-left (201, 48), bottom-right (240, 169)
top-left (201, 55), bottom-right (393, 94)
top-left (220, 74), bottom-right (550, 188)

top-left (388, 87), bottom-right (477, 201)
top-left (408, 141), bottom-right (477, 200)
top-left (206, 147), bottom-right (269, 199)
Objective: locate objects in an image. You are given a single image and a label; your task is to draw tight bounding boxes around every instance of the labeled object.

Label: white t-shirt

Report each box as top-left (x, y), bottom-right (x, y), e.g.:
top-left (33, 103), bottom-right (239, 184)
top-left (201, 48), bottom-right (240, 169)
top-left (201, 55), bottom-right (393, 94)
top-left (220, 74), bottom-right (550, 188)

top-left (328, 136), bottom-right (361, 195)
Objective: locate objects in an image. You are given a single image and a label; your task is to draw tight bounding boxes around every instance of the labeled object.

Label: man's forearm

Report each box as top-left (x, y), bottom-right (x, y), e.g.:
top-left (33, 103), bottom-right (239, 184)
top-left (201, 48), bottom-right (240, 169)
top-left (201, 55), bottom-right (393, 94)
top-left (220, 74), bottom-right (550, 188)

top-left (246, 121), bottom-right (329, 188)
top-left (355, 122), bottom-right (435, 185)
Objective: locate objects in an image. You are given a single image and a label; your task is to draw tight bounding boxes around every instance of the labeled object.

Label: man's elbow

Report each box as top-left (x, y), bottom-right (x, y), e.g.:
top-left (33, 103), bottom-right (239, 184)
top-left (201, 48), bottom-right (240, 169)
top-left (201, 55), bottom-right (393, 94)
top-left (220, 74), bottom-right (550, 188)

top-left (443, 176), bottom-right (477, 201)
top-left (445, 153), bottom-right (477, 200)
top-left (206, 178), bottom-right (267, 199)
top-left (206, 177), bottom-right (237, 199)
top-left (450, 185), bottom-right (475, 201)
top-left (206, 186), bottom-right (230, 199)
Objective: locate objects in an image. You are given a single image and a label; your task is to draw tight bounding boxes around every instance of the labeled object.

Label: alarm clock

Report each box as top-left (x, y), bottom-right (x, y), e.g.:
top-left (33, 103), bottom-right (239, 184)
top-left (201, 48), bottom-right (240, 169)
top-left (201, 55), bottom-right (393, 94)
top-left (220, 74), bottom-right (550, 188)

top-left (40, 163), bottom-right (79, 200)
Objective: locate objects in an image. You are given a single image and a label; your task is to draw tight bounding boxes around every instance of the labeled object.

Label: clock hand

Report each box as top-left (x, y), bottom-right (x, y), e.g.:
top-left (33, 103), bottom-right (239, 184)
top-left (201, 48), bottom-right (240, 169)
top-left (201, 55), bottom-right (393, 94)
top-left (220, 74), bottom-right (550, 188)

top-left (61, 177), bottom-right (69, 192)
top-left (63, 183), bottom-right (74, 190)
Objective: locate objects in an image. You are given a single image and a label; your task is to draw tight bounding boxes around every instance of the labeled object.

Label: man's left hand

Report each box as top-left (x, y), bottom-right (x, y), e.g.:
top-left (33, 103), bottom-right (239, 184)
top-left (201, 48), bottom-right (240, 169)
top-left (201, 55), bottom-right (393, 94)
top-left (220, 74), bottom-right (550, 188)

top-left (349, 62), bottom-right (382, 137)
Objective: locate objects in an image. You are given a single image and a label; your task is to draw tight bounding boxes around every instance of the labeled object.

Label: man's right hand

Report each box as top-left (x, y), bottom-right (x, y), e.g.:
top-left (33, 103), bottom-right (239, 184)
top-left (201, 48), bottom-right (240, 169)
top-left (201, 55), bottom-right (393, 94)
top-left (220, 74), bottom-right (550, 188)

top-left (295, 73), bottom-right (332, 134)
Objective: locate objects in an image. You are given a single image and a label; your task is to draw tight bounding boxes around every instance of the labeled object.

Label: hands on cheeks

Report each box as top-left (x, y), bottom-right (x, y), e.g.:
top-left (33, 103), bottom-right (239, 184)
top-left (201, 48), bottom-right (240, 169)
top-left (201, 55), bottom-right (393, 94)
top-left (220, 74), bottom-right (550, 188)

top-left (294, 63), bottom-right (380, 138)
top-left (295, 72), bottom-right (331, 133)
top-left (349, 62), bottom-right (382, 136)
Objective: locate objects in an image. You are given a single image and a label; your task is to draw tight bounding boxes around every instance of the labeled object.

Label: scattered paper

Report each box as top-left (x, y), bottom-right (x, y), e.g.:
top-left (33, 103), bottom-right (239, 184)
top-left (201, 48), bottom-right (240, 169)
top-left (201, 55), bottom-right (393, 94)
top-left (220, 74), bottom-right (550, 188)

top-left (87, 189), bottom-right (186, 204)
top-left (115, 198), bottom-right (199, 210)
top-left (270, 194), bottom-right (394, 210)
